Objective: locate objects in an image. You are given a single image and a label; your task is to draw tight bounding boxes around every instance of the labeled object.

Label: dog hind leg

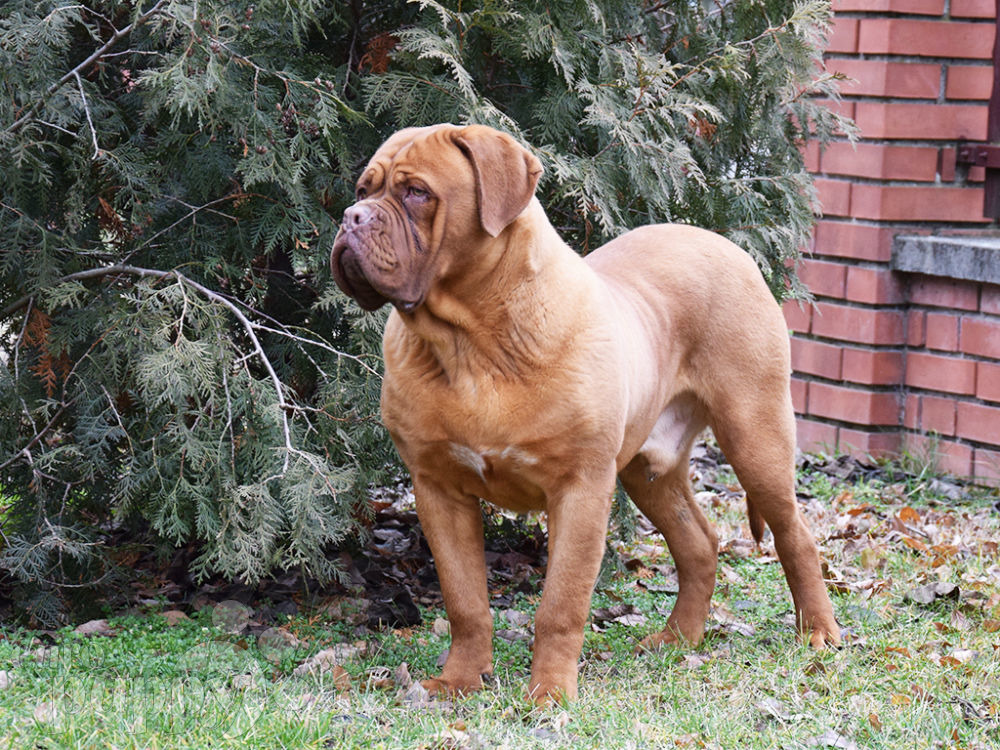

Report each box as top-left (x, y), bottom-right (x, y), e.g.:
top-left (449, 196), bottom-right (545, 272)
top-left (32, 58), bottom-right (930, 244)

top-left (709, 394), bottom-right (841, 648)
top-left (620, 452), bottom-right (718, 649)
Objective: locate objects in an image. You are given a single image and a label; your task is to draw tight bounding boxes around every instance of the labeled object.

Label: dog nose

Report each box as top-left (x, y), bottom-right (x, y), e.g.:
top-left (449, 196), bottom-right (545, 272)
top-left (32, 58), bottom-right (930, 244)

top-left (343, 202), bottom-right (374, 228)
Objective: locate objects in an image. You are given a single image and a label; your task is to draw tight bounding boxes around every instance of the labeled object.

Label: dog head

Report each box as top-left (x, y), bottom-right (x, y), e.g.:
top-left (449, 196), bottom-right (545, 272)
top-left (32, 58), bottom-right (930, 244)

top-left (330, 124), bottom-right (542, 312)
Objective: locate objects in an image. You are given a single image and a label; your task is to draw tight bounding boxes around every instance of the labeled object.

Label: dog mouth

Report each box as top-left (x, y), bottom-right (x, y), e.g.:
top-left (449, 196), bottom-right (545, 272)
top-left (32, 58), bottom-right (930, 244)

top-left (331, 237), bottom-right (391, 312)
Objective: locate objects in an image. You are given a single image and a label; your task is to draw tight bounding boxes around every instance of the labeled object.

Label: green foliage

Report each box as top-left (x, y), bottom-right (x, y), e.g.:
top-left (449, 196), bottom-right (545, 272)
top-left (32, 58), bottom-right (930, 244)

top-left (1, 0), bottom-right (845, 623)
top-left (372, 0), bottom-right (850, 295)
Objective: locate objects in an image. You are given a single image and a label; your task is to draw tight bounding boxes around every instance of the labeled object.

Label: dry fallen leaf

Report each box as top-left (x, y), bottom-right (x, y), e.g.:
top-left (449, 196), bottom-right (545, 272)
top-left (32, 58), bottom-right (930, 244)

top-left (160, 610), bottom-right (190, 626)
top-left (293, 648), bottom-right (342, 677)
top-left (74, 619), bottom-right (112, 637)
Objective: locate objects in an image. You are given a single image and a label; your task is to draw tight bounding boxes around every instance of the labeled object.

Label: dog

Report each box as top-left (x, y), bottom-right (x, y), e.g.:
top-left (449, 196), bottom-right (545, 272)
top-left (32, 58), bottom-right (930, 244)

top-left (330, 123), bottom-right (840, 705)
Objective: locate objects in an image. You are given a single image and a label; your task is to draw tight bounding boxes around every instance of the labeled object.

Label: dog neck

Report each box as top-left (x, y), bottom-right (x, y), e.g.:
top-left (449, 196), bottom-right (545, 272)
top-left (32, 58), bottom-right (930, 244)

top-left (396, 200), bottom-right (596, 380)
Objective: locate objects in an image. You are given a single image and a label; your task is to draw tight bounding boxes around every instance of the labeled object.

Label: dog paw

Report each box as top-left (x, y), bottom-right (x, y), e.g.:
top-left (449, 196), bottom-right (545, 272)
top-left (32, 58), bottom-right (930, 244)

top-left (526, 679), bottom-right (574, 707)
top-left (805, 625), bottom-right (842, 650)
top-left (421, 674), bottom-right (487, 697)
top-left (635, 625), bottom-right (702, 653)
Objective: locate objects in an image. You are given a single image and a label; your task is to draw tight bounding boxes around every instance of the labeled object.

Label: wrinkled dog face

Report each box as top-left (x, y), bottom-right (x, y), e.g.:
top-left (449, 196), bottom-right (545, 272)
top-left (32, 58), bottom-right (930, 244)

top-left (331, 125), bottom-right (475, 312)
top-left (331, 124), bottom-right (542, 313)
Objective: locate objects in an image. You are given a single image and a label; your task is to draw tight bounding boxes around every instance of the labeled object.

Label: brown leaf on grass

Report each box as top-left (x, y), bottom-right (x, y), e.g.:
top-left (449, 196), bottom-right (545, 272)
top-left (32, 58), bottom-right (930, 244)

top-left (74, 619), bottom-right (112, 637)
top-left (331, 664), bottom-right (352, 692)
top-left (983, 619), bottom-right (1000, 632)
top-left (160, 610), bottom-right (190, 626)
top-left (293, 648), bottom-right (346, 677)
top-left (905, 582), bottom-right (960, 605)
top-left (901, 536), bottom-right (929, 554)
top-left (898, 506), bottom-right (921, 524)
top-left (592, 603), bottom-right (646, 630)
top-left (868, 713), bottom-right (882, 730)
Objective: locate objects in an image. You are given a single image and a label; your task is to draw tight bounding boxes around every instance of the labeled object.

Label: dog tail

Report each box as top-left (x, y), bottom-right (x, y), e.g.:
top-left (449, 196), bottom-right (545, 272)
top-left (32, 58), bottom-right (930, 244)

top-left (747, 496), bottom-right (766, 545)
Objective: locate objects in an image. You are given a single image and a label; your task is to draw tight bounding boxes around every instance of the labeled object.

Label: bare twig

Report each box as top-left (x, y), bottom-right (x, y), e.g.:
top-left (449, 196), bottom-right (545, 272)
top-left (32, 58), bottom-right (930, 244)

top-left (73, 71), bottom-right (101, 159)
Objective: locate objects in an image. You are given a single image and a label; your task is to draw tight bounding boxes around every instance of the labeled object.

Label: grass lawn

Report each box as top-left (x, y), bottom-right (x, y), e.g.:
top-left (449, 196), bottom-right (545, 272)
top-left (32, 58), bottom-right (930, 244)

top-left (1, 460), bottom-right (998, 749)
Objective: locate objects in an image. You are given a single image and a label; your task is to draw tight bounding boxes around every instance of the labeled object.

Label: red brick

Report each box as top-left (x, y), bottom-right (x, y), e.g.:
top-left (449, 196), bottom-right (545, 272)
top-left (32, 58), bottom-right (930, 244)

top-left (854, 102), bottom-right (988, 141)
top-left (940, 147), bottom-right (958, 182)
top-left (957, 401), bottom-right (1000, 445)
top-left (905, 351), bottom-right (977, 395)
top-left (815, 178), bottom-right (852, 217)
top-left (791, 376), bottom-right (808, 414)
top-left (820, 142), bottom-right (939, 182)
top-left (791, 338), bottom-right (844, 380)
top-left (904, 394), bottom-right (921, 430)
top-left (803, 140), bottom-right (820, 172)
top-left (951, 0), bottom-right (996, 18)
top-left (796, 417), bottom-right (839, 454)
top-left (829, 59), bottom-right (941, 99)
top-left (907, 310), bottom-right (927, 346)
top-left (846, 266), bottom-right (905, 305)
top-left (838, 427), bottom-right (902, 458)
top-left (833, 0), bottom-right (945, 11)
top-left (972, 447), bottom-right (1000, 486)
top-left (812, 302), bottom-right (905, 345)
top-left (783, 301), bottom-right (812, 334)
top-left (799, 258), bottom-right (847, 298)
top-left (858, 19), bottom-right (995, 60)
top-left (960, 316), bottom-right (1000, 358)
top-left (812, 221), bottom-right (894, 263)
top-left (808, 381), bottom-right (900, 425)
top-left (977, 361), bottom-right (1000, 403)
top-left (842, 348), bottom-right (904, 385)
top-left (850, 184), bottom-right (988, 223)
top-left (904, 434), bottom-right (973, 477)
top-left (813, 98), bottom-right (857, 124)
top-left (981, 285), bottom-right (1000, 314)
top-left (919, 395), bottom-right (958, 436)
top-left (828, 18), bottom-right (859, 54)
top-left (909, 276), bottom-right (980, 310)
top-left (925, 313), bottom-right (960, 351)
top-left (946, 65), bottom-right (993, 100)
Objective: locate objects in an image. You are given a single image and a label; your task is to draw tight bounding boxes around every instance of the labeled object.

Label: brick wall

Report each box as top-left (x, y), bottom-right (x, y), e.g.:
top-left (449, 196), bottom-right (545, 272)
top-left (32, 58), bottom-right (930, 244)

top-left (790, 0), bottom-right (1000, 483)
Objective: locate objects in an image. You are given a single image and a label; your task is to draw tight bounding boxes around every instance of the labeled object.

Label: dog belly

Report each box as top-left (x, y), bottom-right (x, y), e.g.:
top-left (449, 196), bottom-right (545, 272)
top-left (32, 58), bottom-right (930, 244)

top-left (632, 394), bottom-right (705, 481)
top-left (441, 442), bottom-right (549, 513)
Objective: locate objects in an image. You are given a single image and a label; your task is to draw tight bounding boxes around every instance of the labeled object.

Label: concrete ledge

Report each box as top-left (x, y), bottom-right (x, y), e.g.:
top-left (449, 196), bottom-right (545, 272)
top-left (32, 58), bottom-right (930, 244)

top-left (892, 235), bottom-right (1000, 285)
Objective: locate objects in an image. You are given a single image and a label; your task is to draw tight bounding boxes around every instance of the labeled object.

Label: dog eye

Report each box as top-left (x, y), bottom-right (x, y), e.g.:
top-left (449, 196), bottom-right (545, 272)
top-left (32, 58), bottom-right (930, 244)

top-left (406, 186), bottom-right (429, 201)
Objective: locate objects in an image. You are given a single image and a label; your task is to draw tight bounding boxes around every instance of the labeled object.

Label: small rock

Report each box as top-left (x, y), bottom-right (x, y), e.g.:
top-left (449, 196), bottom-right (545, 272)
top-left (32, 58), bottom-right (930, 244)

top-left (0, 670), bottom-right (10, 690)
top-left (394, 662), bottom-right (413, 689)
top-left (33, 702), bottom-right (58, 724)
top-left (399, 680), bottom-right (434, 709)
top-left (432, 617), bottom-right (451, 637)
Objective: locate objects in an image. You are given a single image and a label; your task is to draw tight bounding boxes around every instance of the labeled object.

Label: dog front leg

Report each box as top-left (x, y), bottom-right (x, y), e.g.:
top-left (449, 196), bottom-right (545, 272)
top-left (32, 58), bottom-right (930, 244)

top-left (413, 478), bottom-right (493, 695)
top-left (529, 474), bottom-right (615, 705)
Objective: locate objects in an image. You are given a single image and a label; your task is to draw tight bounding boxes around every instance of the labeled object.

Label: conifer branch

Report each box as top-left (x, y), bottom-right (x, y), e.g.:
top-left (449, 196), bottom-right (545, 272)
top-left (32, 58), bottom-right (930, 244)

top-left (6, 0), bottom-right (167, 135)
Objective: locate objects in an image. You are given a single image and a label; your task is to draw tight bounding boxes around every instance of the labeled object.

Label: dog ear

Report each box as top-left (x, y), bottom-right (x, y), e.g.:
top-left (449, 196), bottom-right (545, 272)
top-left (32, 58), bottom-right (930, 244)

top-left (454, 125), bottom-right (543, 237)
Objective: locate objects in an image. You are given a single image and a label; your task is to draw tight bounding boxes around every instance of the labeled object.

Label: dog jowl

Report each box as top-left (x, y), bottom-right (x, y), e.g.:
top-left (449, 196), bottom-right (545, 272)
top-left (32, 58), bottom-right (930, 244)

top-left (331, 123), bottom-right (839, 705)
